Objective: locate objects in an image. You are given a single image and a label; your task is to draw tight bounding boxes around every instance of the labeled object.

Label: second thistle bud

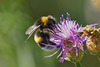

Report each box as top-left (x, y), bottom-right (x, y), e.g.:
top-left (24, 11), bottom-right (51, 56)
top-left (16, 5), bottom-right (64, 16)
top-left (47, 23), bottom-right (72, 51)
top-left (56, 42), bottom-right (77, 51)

top-left (79, 25), bottom-right (100, 55)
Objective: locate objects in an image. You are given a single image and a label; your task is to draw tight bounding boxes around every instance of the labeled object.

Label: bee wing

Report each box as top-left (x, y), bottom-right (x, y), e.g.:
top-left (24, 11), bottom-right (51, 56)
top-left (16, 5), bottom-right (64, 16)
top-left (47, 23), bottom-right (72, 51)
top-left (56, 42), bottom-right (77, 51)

top-left (25, 25), bottom-right (40, 35)
top-left (25, 25), bottom-right (40, 43)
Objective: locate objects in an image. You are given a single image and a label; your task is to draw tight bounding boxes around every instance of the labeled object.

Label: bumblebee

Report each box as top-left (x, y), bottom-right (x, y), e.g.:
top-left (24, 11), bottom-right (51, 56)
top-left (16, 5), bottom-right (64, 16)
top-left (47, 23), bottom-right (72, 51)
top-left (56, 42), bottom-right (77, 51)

top-left (34, 29), bottom-right (56, 51)
top-left (25, 15), bottom-right (58, 50)
top-left (25, 15), bottom-right (57, 42)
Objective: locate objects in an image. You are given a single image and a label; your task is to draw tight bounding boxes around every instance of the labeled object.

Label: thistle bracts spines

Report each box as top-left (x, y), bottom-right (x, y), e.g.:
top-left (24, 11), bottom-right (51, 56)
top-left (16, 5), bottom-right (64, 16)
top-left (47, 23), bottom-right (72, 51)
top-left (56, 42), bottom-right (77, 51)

top-left (79, 25), bottom-right (100, 55)
top-left (62, 39), bottom-right (84, 63)
top-left (81, 25), bottom-right (100, 37)
top-left (86, 31), bottom-right (100, 55)
top-left (64, 47), bottom-right (84, 63)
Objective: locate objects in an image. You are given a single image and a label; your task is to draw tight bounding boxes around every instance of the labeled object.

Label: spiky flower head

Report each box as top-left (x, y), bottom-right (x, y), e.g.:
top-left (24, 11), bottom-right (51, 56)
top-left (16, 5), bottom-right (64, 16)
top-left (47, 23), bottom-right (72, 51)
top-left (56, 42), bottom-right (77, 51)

top-left (45, 13), bottom-right (86, 63)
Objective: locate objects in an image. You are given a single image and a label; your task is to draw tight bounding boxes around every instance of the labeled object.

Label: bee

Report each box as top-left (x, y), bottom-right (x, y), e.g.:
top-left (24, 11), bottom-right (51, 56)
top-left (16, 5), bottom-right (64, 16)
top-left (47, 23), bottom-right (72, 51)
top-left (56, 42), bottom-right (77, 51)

top-left (25, 15), bottom-right (57, 42)
top-left (34, 29), bottom-right (56, 51)
top-left (25, 15), bottom-right (58, 50)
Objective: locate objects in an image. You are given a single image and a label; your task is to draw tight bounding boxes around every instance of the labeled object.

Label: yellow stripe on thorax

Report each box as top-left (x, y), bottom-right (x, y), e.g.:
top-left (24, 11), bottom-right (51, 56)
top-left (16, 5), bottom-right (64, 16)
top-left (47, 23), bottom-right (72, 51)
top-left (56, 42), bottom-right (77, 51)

top-left (41, 16), bottom-right (48, 26)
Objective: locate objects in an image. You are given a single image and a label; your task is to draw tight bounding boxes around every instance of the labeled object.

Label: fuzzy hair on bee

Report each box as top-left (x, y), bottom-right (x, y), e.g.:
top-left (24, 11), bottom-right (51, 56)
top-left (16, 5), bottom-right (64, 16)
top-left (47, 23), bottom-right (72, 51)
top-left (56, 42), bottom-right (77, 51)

top-left (25, 15), bottom-right (57, 42)
top-left (34, 29), bottom-right (56, 51)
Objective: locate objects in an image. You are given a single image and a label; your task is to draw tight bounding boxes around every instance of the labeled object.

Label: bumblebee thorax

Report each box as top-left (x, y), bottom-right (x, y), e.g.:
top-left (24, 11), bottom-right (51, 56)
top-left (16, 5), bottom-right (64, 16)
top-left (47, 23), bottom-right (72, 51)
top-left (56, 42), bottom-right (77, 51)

top-left (41, 16), bottom-right (48, 26)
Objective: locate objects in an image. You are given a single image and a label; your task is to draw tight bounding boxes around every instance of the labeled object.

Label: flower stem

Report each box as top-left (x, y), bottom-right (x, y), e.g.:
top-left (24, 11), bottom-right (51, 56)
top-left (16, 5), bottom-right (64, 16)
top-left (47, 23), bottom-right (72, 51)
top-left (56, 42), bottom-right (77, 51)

top-left (98, 56), bottom-right (100, 61)
top-left (75, 62), bottom-right (82, 67)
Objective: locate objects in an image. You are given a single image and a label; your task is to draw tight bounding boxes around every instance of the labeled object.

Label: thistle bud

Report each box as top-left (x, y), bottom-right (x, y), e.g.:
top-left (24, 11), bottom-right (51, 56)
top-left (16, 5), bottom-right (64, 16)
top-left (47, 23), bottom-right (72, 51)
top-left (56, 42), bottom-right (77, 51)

top-left (86, 32), bottom-right (100, 55)
top-left (79, 25), bottom-right (100, 55)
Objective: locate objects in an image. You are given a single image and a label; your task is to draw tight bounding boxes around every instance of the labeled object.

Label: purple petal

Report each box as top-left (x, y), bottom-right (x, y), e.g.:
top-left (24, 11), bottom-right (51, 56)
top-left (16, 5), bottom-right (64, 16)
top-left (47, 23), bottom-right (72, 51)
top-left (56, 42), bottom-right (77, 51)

top-left (45, 46), bottom-right (61, 57)
top-left (40, 43), bottom-right (58, 47)
top-left (89, 23), bottom-right (98, 26)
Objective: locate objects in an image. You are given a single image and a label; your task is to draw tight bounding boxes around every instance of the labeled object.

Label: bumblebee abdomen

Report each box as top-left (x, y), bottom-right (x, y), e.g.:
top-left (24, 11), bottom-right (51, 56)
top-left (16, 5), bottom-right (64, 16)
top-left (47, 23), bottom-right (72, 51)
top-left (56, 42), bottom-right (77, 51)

top-left (34, 35), bottom-right (42, 43)
top-left (34, 29), bottom-right (56, 51)
top-left (34, 29), bottom-right (49, 43)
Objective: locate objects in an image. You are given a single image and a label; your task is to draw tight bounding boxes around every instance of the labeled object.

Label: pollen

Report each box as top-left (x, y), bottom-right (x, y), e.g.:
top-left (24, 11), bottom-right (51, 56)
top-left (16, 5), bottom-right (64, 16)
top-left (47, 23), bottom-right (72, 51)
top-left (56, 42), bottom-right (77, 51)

top-left (41, 16), bottom-right (48, 26)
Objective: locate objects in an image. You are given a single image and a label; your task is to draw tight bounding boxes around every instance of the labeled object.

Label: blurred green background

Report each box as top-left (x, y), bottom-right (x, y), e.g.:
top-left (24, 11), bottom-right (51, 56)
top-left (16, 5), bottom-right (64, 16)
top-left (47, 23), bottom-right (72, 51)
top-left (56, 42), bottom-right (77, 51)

top-left (0, 0), bottom-right (100, 67)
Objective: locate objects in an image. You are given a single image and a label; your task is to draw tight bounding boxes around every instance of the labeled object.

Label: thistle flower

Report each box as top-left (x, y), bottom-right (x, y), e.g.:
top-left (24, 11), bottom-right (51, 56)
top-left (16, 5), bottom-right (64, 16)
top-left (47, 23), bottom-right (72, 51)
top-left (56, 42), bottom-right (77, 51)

top-left (45, 13), bottom-right (86, 63)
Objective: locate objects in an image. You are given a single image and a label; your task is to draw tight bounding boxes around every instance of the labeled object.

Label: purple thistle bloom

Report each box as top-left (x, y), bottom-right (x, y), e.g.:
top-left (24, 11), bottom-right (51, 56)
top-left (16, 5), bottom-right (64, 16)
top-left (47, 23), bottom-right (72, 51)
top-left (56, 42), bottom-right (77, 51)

top-left (45, 13), bottom-right (87, 63)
